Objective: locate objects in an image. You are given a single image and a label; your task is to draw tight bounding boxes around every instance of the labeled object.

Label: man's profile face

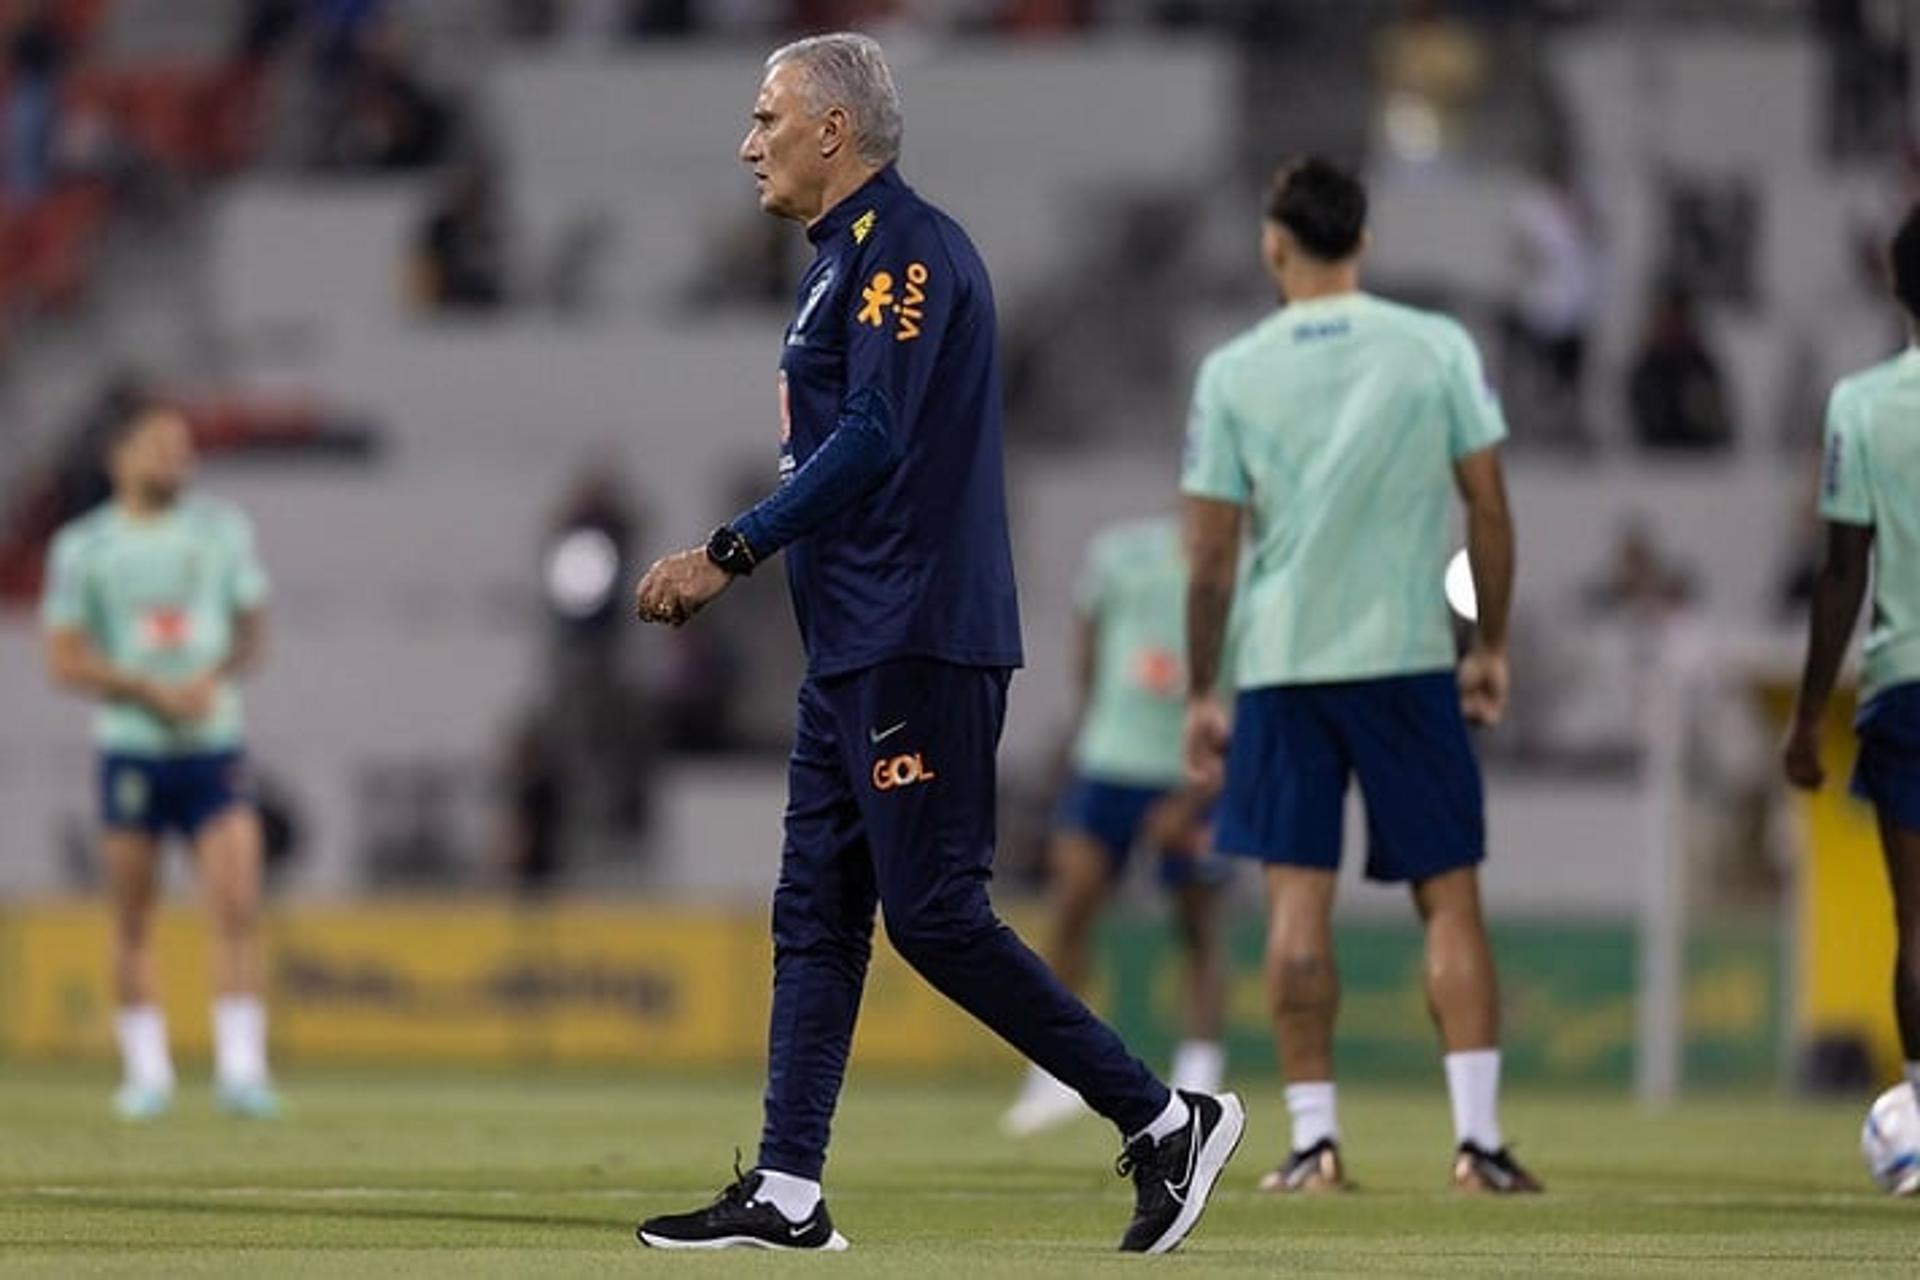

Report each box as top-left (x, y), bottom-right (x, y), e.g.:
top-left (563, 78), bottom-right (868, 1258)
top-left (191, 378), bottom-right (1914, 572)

top-left (739, 62), bottom-right (827, 222)
top-left (112, 409), bottom-right (194, 505)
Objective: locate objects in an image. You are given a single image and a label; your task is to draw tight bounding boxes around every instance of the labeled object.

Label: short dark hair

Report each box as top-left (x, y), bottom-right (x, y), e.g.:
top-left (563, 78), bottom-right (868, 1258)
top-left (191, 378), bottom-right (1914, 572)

top-left (1264, 156), bottom-right (1368, 263)
top-left (103, 394), bottom-right (175, 455)
top-left (1894, 203), bottom-right (1920, 320)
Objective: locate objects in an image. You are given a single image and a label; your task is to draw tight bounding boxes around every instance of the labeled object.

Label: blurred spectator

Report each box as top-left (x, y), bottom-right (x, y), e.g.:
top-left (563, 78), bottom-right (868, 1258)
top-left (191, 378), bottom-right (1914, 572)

top-left (647, 461), bottom-right (805, 756)
top-left (652, 622), bottom-right (745, 754)
top-left (1583, 517), bottom-right (1697, 624)
top-left (495, 712), bottom-right (566, 895)
top-left (407, 160), bottom-right (509, 314)
top-left (1628, 283), bottom-right (1735, 452)
top-left (1540, 517), bottom-right (1699, 760)
top-left (1501, 150), bottom-right (1600, 450)
top-left (530, 459), bottom-right (658, 870)
top-left (5, 0), bottom-right (66, 204)
top-left (234, 0), bottom-right (306, 64)
top-left (1373, 0), bottom-right (1490, 165)
top-left (315, 17), bottom-right (455, 172)
top-left (312, 0), bottom-right (387, 87)
top-left (626, 0), bottom-right (698, 36)
top-left (543, 456), bottom-right (639, 650)
top-left (1817, 0), bottom-right (1911, 161)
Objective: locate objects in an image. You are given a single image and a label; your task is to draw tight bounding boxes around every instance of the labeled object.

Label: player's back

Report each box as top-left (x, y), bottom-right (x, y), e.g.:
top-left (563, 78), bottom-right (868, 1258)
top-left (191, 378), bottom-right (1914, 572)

top-left (1186, 292), bottom-right (1506, 688)
top-left (1826, 349), bottom-right (1920, 699)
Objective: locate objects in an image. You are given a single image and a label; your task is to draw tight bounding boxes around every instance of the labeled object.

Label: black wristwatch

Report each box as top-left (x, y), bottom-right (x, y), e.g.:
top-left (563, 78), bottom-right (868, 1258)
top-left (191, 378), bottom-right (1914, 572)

top-left (705, 524), bottom-right (758, 576)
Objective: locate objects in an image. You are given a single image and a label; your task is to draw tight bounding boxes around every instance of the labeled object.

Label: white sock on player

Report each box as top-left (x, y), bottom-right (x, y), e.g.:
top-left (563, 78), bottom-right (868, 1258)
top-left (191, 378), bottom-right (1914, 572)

top-left (752, 1168), bottom-right (822, 1222)
top-left (1016, 1064), bottom-right (1077, 1105)
top-left (1170, 1040), bottom-right (1225, 1094)
top-left (1445, 1048), bottom-right (1504, 1151)
top-left (1133, 1090), bottom-right (1191, 1146)
top-left (213, 995), bottom-right (269, 1089)
top-left (116, 1004), bottom-right (175, 1093)
top-left (1284, 1081), bottom-right (1338, 1151)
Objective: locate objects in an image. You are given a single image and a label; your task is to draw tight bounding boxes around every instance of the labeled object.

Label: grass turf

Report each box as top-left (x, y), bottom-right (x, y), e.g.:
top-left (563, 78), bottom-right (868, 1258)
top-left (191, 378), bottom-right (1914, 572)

top-left (0, 1066), bottom-right (1912, 1276)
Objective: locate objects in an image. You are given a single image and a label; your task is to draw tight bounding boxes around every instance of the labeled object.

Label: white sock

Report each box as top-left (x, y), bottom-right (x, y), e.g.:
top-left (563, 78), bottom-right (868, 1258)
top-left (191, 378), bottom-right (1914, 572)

top-left (213, 995), bottom-right (270, 1089)
top-left (115, 1005), bottom-right (175, 1092)
top-left (1445, 1049), bottom-right (1503, 1151)
top-left (1906, 1061), bottom-right (1920, 1109)
top-left (1019, 1064), bottom-right (1077, 1103)
top-left (1284, 1081), bottom-right (1338, 1151)
top-left (752, 1168), bottom-right (821, 1222)
top-left (1132, 1090), bottom-right (1191, 1146)
top-left (1170, 1040), bottom-right (1225, 1094)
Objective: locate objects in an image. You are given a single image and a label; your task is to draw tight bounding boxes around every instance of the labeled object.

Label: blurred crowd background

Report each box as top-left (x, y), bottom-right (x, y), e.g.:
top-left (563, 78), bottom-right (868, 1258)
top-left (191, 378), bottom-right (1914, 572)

top-left (0, 0), bottom-right (1913, 1082)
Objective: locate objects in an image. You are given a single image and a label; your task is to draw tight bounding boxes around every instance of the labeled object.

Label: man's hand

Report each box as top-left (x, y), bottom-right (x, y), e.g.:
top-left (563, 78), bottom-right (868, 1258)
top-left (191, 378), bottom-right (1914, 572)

top-left (1781, 713), bottom-right (1827, 792)
top-left (145, 672), bottom-right (219, 725)
top-left (634, 547), bottom-right (732, 627)
top-left (1458, 644), bottom-right (1509, 727)
top-left (1182, 694), bottom-right (1230, 795)
top-left (1142, 790), bottom-right (1209, 860)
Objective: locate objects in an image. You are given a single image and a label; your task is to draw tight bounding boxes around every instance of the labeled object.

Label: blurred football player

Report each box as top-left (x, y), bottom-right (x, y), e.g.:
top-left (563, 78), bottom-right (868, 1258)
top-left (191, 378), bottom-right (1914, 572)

top-left (42, 401), bottom-right (277, 1120)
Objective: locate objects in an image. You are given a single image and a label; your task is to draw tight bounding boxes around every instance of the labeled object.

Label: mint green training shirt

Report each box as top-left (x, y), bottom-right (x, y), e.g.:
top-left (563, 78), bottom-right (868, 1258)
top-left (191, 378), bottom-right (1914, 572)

top-left (1071, 517), bottom-right (1194, 787)
top-left (41, 498), bottom-right (268, 755)
top-left (1820, 347), bottom-right (1920, 705)
top-left (1180, 292), bottom-right (1506, 689)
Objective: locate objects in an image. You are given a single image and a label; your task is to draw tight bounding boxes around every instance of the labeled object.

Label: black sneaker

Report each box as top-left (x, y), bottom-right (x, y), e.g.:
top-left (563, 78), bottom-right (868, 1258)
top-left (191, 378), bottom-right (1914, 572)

top-left (1451, 1141), bottom-right (1543, 1194)
top-left (1256, 1137), bottom-right (1349, 1194)
top-left (636, 1159), bottom-right (850, 1251)
top-left (1116, 1089), bottom-right (1246, 1254)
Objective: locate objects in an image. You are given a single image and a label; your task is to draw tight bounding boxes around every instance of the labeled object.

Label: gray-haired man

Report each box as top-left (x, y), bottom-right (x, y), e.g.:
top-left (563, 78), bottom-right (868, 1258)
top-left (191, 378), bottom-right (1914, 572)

top-left (633, 34), bottom-right (1243, 1255)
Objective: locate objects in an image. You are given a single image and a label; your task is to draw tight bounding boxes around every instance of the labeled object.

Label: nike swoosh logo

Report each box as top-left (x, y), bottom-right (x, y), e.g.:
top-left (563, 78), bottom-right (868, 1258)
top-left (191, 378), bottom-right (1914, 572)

top-left (1164, 1115), bottom-right (1203, 1204)
top-left (788, 1223), bottom-right (813, 1240)
top-left (869, 722), bottom-right (907, 745)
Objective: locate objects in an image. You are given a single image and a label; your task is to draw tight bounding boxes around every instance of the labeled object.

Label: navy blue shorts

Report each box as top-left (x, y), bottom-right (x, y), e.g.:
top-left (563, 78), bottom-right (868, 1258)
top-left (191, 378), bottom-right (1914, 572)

top-left (1053, 773), bottom-right (1229, 890)
top-left (1214, 672), bottom-right (1485, 884)
top-left (99, 751), bottom-right (248, 839)
top-left (1853, 682), bottom-right (1920, 833)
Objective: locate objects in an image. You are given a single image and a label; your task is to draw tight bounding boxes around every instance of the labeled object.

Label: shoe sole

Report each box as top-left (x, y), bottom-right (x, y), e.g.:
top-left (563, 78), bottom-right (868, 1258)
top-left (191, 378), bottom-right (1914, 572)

top-left (1143, 1091), bottom-right (1246, 1256)
top-left (1451, 1172), bottom-right (1543, 1195)
top-left (637, 1230), bottom-right (850, 1252)
top-left (1256, 1172), bottom-right (1349, 1194)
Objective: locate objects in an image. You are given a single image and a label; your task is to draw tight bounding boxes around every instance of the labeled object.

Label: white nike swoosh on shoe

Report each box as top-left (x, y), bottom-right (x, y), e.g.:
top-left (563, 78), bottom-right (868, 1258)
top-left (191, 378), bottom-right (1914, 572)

top-left (1164, 1115), bottom-right (1204, 1203)
top-left (869, 722), bottom-right (907, 744)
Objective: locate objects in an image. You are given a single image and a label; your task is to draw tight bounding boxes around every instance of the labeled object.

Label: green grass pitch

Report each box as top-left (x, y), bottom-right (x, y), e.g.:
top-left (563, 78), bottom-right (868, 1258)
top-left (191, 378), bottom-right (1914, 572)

top-left (0, 1066), bottom-right (1912, 1276)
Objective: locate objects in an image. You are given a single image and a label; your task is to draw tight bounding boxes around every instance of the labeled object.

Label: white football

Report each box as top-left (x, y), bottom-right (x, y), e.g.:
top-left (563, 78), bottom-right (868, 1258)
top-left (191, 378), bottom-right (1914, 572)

top-left (1861, 1084), bottom-right (1920, 1195)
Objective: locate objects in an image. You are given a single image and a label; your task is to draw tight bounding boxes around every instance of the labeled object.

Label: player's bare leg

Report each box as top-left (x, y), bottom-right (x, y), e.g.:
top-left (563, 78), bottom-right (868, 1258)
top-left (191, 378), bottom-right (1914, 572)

top-left (1875, 813), bottom-right (1920, 1114)
top-left (105, 830), bottom-right (174, 1118)
top-left (1170, 876), bottom-right (1227, 1092)
top-left (1259, 865), bottom-right (1346, 1192)
top-left (1044, 832), bottom-right (1113, 996)
top-left (1003, 831), bottom-right (1111, 1135)
top-left (197, 806), bottom-right (277, 1116)
top-left (1413, 867), bottom-right (1539, 1192)
top-left (1413, 868), bottom-right (1498, 1052)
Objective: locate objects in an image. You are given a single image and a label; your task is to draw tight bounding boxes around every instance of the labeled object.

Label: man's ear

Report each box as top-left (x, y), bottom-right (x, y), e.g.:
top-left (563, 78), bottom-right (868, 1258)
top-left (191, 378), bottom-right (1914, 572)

top-left (819, 105), bottom-right (851, 160)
